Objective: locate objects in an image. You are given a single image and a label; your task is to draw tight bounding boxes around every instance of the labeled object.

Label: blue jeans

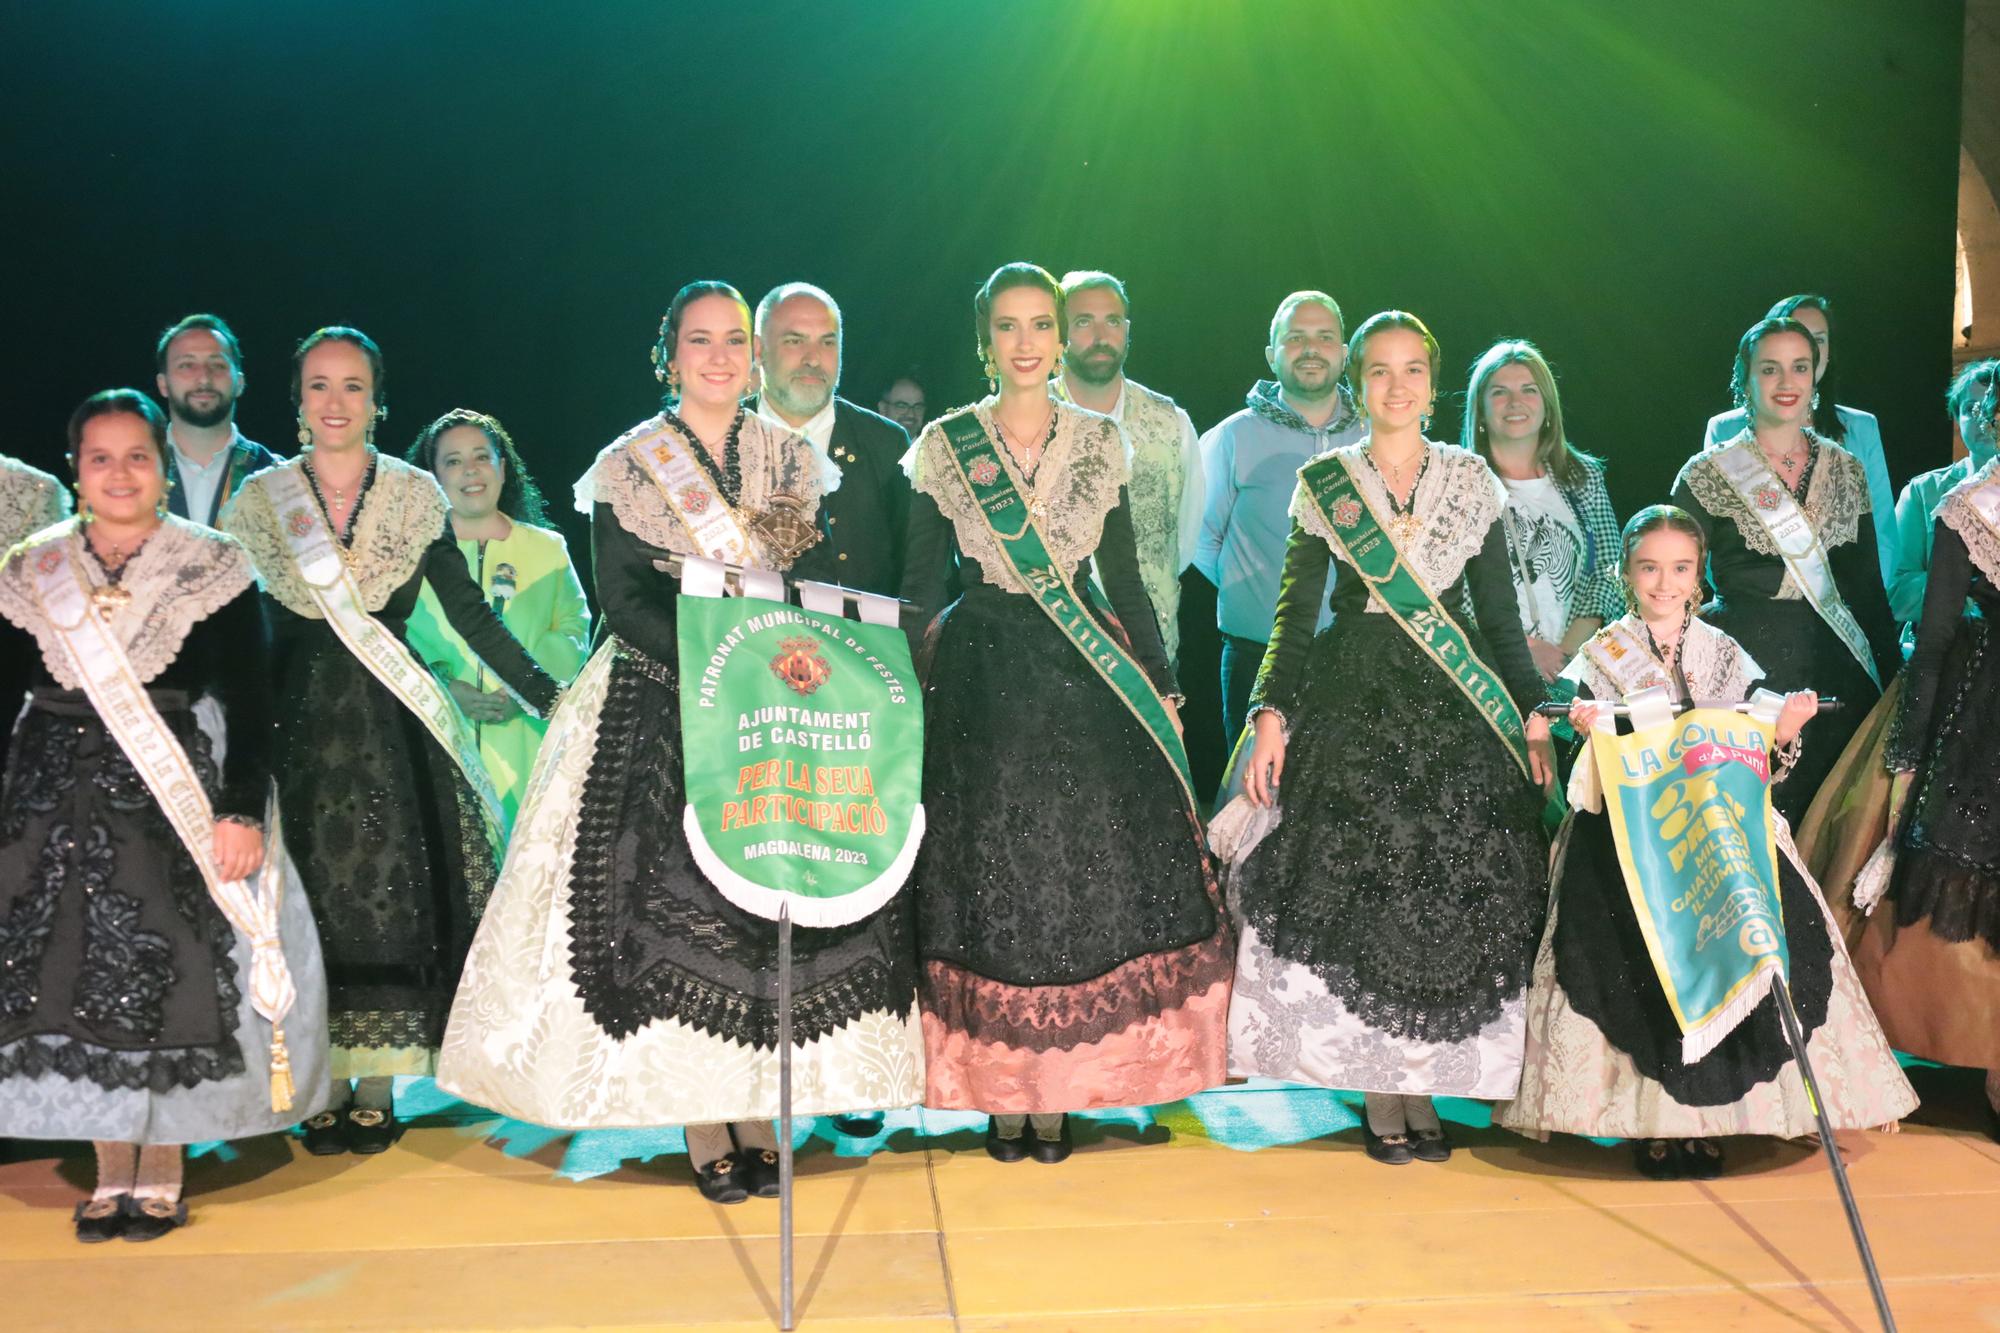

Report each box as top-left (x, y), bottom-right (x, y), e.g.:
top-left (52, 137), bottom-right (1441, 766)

top-left (1219, 632), bottom-right (1269, 752)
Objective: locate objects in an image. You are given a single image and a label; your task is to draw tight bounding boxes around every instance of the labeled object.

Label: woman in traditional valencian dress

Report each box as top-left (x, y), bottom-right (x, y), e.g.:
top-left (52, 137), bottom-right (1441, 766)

top-left (1231, 311), bottom-right (1555, 1165)
top-left (222, 329), bottom-right (557, 1153)
top-left (404, 409), bottom-right (591, 835)
top-left (1671, 317), bottom-right (1899, 824)
top-left (438, 282), bottom-right (923, 1204)
top-left (901, 262), bottom-right (1230, 1164)
top-left (0, 391), bottom-right (328, 1241)
top-left (1497, 506), bottom-right (1915, 1178)
top-left (1867, 423), bottom-right (2000, 1140)
top-left (1461, 340), bottom-right (1621, 683)
top-left (1, 452), bottom-right (71, 549)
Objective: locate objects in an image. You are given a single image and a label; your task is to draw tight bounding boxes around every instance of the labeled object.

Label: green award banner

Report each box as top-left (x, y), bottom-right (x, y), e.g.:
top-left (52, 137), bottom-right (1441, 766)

top-left (677, 593), bottom-right (925, 927)
top-left (1593, 705), bottom-right (1790, 1063)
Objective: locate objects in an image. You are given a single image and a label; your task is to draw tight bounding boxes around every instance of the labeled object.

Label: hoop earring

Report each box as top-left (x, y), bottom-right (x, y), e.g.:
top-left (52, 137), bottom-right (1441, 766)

top-left (296, 414), bottom-right (312, 448)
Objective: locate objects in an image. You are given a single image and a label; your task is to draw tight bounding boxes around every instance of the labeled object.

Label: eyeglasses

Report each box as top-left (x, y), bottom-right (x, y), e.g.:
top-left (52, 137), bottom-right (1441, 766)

top-left (881, 398), bottom-right (925, 414)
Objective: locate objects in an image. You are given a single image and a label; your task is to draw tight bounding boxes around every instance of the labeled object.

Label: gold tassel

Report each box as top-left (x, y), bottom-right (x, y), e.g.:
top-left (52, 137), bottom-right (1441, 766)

top-left (268, 1025), bottom-right (296, 1113)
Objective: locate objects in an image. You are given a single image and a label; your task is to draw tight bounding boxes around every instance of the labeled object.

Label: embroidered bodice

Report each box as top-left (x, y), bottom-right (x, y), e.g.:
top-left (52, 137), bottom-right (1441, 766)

top-left (578, 411), bottom-right (824, 570)
top-left (0, 517), bottom-right (255, 688)
top-left (1560, 614), bottom-right (1762, 705)
top-left (223, 453), bottom-right (449, 618)
top-left (1674, 432), bottom-right (1869, 601)
top-left (907, 398), bottom-right (1126, 595)
top-left (1290, 440), bottom-right (1505, 613)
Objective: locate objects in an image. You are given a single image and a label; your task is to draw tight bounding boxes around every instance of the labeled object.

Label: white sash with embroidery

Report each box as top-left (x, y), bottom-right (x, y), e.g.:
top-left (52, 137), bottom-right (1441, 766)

top-left (260, 465), bottom-right (508, 840)
top-left (1711, 441), bottom-right (1880, 687)
top-left (28, 541), bottom-right (298, 1111)
top-left (624, 421), bottom-right (764, 565)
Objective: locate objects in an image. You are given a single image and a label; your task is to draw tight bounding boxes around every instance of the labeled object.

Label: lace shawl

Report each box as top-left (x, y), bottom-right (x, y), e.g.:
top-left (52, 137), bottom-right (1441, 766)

top-left (1936, 458), bottom-right (2000, 586)
top-left (909, 398), bottom-right (1127, 595)
top-left (1290, 441), bottom-right (1503, 612)
top-left (0, 455), bottom-right (71, 551)
top-left (576, 412), bottom-right (824, 570)
top-left (0, 516), bottom-right (253, 688)
top-left (1561, 614), bottom-right (1763, 704)
top-left (222, 454), bottom-right (447, 618)
top-left (1676, 433), bottom-right (1870, 599)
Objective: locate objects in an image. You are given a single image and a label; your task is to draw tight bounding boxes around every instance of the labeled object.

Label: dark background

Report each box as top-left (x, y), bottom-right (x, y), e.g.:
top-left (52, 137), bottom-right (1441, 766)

top-left (4, 0), bottom-right (1967, 778)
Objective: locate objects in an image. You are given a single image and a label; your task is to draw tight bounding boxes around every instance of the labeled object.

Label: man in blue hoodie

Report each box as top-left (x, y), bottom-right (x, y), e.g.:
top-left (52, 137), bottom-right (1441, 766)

top-left (1195, 291), bottom-right (1367, 748)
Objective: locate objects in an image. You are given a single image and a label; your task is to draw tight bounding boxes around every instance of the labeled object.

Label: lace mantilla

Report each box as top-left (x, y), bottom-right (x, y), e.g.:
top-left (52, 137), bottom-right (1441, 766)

top-left (1677, 433), bottom-right (1869, 597)
top-left (577, 412), bottom-right (824, 570)
top-left (910, 398), bottom-right (1126, 594)
top-left (0, 517), bottom-right (253, 688)
top-left (1291, 441), bottom-right (1503, 612)
top-left (0, 455), bottom-right (71, 552)
top-left (222, 454), bottom-right (447, 618)
top-left (1936, 458), bottom-right (2000, 586)
top-left (1562, 614), bottom-right (1762, 703)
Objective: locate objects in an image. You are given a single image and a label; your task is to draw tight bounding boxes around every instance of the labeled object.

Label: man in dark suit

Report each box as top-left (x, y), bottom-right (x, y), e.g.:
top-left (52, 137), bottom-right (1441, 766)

top-left (750, 283), bottom-right (910, 600)
top-left (749, 282), bottom-right (912, 1140)
top-left (155, 313), bottom-right (284, 526)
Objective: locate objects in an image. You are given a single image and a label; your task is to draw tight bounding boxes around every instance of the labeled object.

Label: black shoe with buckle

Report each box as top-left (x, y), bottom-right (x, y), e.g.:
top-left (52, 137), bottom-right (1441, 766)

top-left (301, 1109), bottom-right (346, 1156)
top-left (1634, 1138), bottom-right (1680, 1179)
top-left (694, 1154), bottom-right (751, 1205)
top-left (121, 1196), bottom-right (189, 1243)
top-left (1363, 1127), bottom-right (1414, 1165)
top-left (73, 1196), bottom-right (127, 1244)
top-left (1677, 1137), bottom-right (1725, 1179)
top-left (743, 1149), bottom-right (783, 1199)
top-left (345, 1106), bottom-right (398, 1155)
top-left (1410, 1128), bottom-right (1451, 1163)
top-left (984, 1117), bottom-right (1028, 1163)
top-left (1029, 1115), bottom-right (1072, 1166)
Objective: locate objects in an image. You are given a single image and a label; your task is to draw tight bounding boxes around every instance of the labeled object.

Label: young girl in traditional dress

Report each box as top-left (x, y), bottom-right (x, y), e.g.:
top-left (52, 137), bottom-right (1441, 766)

top-left (1498, 506), bottom-right (1915, 1176)
top-left (0, 391), bottom-right (328, 1240)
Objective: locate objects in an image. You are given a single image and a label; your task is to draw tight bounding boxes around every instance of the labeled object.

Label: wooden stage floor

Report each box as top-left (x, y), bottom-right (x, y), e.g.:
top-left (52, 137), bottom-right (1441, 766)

top-left (2, 1064), bottom-right (1997, 1332)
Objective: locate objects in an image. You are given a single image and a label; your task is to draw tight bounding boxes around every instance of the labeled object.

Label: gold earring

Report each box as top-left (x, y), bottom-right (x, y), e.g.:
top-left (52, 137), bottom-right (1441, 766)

top-left (297, 414), bottom-right (312, 447)
top-left (669, 365), bottom-right (681, 395)
top-left (981, 354), bottom-right (997, 394)
top-left (155, 494), bottom-right (170, 520)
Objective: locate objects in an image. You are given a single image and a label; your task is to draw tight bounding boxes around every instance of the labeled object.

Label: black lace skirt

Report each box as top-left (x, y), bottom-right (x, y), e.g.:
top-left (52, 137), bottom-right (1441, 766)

top-left (0, 692), bottom-right (243, 1092)
top-left (562, 639), bottom-right (916, 1049)
top-left (912, 584), bottom-right (1217, 987)
top-left (1234, 614), bottom-right (1549, 1045)
top-left (1707, 597), bottom-right (1880, 823)
top-left (273, 626), bottom-right (492, 1053)
top-left (1552, 808), bottom-right (1833, 1106)
top-left (1894, 616), bottom-right (2000, 951)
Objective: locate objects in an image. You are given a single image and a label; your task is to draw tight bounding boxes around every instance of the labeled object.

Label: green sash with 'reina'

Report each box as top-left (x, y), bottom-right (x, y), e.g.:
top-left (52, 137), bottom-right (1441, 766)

top-left (1299, 451), bottom-right (1533, 780)
top-left (938, 410), bottom-right (1196, 814)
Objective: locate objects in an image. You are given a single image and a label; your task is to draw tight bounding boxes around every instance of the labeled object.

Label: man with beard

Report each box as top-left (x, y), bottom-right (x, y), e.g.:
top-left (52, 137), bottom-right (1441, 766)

top-left (750, 284), bottom-right (911, 601)
top-left (1056, 270), bottom-right (1203, 664)
top-left (154, 313), bottom-right (282, 526)
top-left (747, 282), bottom-right (913, 1140)
top-left (1195, 290), bottom-right (1366, 747)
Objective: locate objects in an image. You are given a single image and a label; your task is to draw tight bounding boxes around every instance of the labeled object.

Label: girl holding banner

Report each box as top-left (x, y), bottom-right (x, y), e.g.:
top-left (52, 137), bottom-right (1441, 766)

top-left (1499, 506), bottom-right (1914, 1177)
top-left (438, 283), bottom-right (924, 1205)
top-left (223, 329), bottom-right (559, 1152)
top-left (404, 409), bottom-right (592, 835)
top-left (900, 262), bottom-right (1231, 1164)
top-left (1865, 449), bottom-right (2000, 1138)
top-left (1671, 318), bottom-right (1900, 823)
top-left (0, 391), bottom-right (328, 1241)
top-left (1231, 312), bottom-right (1555, 1165)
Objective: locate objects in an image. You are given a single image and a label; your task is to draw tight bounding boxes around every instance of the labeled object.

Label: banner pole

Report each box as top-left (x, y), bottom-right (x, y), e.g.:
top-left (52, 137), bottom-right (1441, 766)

top-left (778, 902), bottom-right (795, 1331)
top-left (1773, 980), bottom-right (1896, 1332)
